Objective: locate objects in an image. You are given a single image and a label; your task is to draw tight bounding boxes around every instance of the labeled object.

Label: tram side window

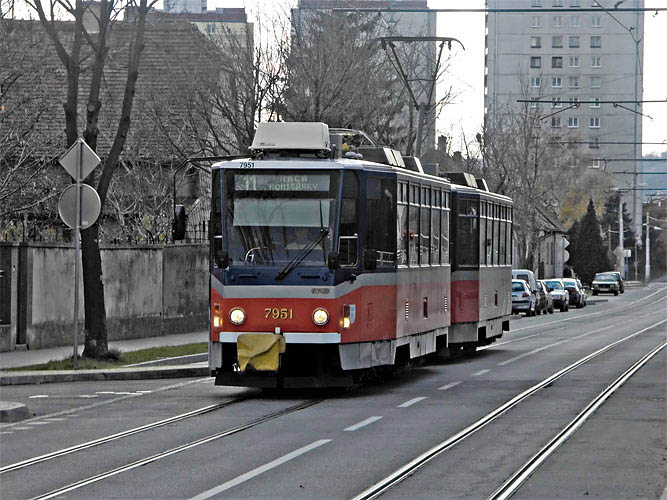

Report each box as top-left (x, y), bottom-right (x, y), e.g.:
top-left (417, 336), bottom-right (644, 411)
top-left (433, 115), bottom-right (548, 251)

top-left (456, 199), bottom-right (479, 267)
top-left (499, 208), bottom-right (506, 264)
top-left (479, 201), bottom-right (486, 266)
top-left (420, 187), bottom-right (430, 265)
top-left (493, 205), bottom-right (500, 265)
top-left (431, 193), bottom-right (440, 265)
top-left (441, 194), bottom-right (450, 264)
top-left (508, 208), bottom-right (513, 265)
top-left (211, 169), bottom-right (223, 267)
top-left (409, 185), bottom-right (419, 266)
top-left (397, 183), bottom-right (408, 266)
top-left (486, 203), bottom-right (493, 264)
top-left (340, 171), bottom-right (359, 266)
top-left (365, 177), bottom-right (397, 269)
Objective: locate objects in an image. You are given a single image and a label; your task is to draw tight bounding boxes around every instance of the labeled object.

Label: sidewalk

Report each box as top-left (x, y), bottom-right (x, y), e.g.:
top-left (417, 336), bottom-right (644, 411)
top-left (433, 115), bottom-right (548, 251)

top-left (0, 331), bottom-right (209, 370)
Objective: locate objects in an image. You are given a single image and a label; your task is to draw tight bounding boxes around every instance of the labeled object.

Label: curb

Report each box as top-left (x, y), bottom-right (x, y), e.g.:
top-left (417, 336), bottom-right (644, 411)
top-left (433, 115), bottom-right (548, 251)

top-left (0, 401), bottom-right (30, 422)
top-left (0, 363), bottom-right (209, 386)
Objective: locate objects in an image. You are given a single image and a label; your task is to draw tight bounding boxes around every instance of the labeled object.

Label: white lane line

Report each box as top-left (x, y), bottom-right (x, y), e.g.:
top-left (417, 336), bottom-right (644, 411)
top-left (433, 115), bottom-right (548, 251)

top-left (24, 421), bottom-right (51, 426)
top-left (10, 427), bottom-right (32, 431)
top-left (190, 439), bottom-right (331, 500)
top-left (42, 418), bottom-right (66, 422)
top-left (398, 397), bottom-right (427, 408)
top-left (345, 416), bottom-right (383, 431)
top-left (438, 381), bottom-right (461, 391)
top-left (472, 369), bottom-right (490, 377)
top-left (29, 395), bottom-right (49, 399)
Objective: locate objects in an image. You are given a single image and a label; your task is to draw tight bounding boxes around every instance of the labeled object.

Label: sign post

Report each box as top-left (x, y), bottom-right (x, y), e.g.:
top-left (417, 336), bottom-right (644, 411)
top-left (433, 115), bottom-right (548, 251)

top-left (58, 139), bottom-right (101, 369)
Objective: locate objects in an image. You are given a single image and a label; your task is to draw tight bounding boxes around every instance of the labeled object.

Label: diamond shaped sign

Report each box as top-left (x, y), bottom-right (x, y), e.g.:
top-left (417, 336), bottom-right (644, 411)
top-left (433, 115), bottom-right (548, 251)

top-left (59, 138), bottom-right (100, 181)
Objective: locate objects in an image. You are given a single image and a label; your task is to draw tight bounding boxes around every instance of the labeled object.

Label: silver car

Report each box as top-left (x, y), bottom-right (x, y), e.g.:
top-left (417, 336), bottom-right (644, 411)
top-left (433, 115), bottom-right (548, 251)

top-left (543, 279), bottom-right (570, 312)
top-left (512, 279), bottom-right (537, 316)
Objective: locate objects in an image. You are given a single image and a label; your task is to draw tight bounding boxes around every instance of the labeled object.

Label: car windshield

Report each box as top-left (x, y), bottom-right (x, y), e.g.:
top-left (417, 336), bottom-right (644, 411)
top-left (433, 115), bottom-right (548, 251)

top-left (225, 170), bottom-right (338, 266)
top-left (594, 273), bottom-right (617, 281)
top-left (544, 280), bottom-right (563, 291)
top-left (512, 281), bottom-right (526, 292)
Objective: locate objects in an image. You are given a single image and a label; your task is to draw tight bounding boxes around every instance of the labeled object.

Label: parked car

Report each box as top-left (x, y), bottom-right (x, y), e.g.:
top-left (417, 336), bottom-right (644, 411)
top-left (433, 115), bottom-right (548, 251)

top-left (605, 271), bottom-right (625, 293)
top-left (543, 278), bottom-right (570, 312)
top-left (591, 272), bottom-right (620, 296)
top-left (536, 280), bottom-right (554, 314)
top-left (576, 279), bottom-right (588, 307)
top-left (512, 269), bottom-right (538, 293)
top-left (562, 278), bottom-right (586, 308)
top-left (512, 279), bottom-right (537, 316)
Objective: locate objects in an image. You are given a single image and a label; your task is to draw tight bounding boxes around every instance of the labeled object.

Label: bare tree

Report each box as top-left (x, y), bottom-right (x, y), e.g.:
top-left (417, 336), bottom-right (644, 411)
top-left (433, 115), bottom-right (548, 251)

top-left (25, 0), bottom-right (157, 358)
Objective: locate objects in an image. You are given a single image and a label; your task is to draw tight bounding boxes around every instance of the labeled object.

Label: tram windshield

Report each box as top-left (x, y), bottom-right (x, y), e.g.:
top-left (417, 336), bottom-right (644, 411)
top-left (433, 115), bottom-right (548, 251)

top-left (225, 170), bottom-right (338, 266)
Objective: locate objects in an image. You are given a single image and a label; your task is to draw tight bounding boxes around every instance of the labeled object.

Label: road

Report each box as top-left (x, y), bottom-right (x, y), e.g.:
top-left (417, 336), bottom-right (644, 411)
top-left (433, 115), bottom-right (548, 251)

top-left (1, 281), bottom-right (665, 500)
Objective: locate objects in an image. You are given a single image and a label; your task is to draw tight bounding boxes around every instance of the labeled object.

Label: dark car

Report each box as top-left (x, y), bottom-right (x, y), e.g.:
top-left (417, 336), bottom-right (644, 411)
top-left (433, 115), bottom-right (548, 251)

top-left (591, 272), bottom-right (620, 295)
top-left (536, 280), bottom-right (554, 314)
top-left (562, 278), bottom-right (586, 308)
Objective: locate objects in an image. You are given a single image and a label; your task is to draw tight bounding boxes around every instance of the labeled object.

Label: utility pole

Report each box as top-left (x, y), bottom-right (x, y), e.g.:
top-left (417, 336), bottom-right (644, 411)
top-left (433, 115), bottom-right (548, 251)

top-left (619, 200), bottom-right (624, 279)
top-left (645, 211), bottom-right (650, 282)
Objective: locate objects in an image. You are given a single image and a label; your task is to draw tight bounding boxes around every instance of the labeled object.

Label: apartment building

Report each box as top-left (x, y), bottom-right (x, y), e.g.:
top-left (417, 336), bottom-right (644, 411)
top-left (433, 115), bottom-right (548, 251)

top-left (485, 0), bottom-right (644, 236)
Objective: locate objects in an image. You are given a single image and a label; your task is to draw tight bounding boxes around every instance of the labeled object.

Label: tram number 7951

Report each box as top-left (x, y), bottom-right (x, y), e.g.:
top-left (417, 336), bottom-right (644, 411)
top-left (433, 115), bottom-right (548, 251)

top-left (265, 308), bottom-right (294, 320)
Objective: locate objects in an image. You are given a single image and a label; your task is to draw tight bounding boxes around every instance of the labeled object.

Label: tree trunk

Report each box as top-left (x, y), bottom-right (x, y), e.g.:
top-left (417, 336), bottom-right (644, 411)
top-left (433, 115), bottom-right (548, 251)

top-left (81, 224), bottom-right (108, 357)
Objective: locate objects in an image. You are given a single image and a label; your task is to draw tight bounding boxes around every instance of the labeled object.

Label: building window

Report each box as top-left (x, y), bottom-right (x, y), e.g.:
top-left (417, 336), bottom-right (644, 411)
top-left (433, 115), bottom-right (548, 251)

top-left (570, 0), bottom-right (580, 6)
top-left (569, 56), bottom-right (580, 67)
top-left (589, 137), bottom-right (600, 149)
top-left (531, 56), bottom-right (542, 68)
top-left (590, 76), bottom-right (601, 88)
top-left (553, 15), bottom-right (563, 27)
top-left (569, 36), bottom-right (580, 48)
top-left (552, 97), bottom-right (563, 108)
top-left (532, 16), bottom-right (543, 27)
top-left (206, 23), bottom-right (216, 34)
top-left (568, 97), bottom-right (580, 106)
top-left (569, 16), bottom-right (580, 27)
top-left (552, 35), bottom-right (563, 48)
top-left (552, 56), bottom-right (563, 68)
top-left (531, 36), bottom-right (542, 48)
top-left (551, 116), bottom-right (562, 128)
top-left (568, 117), bottom-right (579, 128)
top-left (530, 76), bottom-right (541, 87)
top-left (589, 97), bottom-right (600, 108)
top-left (552, 76), bottom-right (563, 88)
top-left (568, 76), bottom-right (580, 88)
top-left (531, 0), bottom-right (542, 6)
top-left (530, 98), bottom-right (539, 109)
top-left (589, 117), bottom-right (600, 128)
top-left (553, 0), bottom-right (563, 6)
top-left (592, 56), bottom-right (601, 68)
top-left (592, 15), bottom-right (602, 27)
top-left (589, 159), bottom-right (601, 169)
top-left (590, 35), bottom-right (601, 48)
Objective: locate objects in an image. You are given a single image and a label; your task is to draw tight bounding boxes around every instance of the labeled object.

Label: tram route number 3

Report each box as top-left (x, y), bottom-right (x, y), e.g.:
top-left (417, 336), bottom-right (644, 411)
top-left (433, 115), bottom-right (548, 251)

top-left (265, 308), bottom-right (294, 320)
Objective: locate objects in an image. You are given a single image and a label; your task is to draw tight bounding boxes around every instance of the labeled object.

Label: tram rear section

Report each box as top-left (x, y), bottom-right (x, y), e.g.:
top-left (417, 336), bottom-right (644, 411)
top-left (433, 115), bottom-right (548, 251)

top-left (199, 122), bottom-right (512, 387)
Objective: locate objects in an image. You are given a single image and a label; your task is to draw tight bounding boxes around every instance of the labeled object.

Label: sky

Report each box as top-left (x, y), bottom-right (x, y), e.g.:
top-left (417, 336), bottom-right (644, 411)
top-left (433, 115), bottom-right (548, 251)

top-left (213, 0), bottom-right (667, 157)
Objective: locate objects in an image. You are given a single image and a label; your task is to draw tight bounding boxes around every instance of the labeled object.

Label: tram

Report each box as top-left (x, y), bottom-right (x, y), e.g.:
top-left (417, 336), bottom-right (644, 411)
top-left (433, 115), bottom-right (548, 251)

top-left (202, 122), bottom-right (512, 388)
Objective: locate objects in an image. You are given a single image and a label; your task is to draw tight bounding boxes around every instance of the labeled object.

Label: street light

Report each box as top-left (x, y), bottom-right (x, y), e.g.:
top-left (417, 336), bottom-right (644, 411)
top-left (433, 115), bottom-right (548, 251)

top-left (644, 212), bottom-right (663, 282)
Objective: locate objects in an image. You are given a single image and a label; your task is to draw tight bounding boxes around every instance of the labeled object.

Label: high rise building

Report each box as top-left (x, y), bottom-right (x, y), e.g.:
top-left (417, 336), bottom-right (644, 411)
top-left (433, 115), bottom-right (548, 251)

top-left (485, 0), bottom-right (644, 240)
top-left (293, 0), bottom-right (438, 153)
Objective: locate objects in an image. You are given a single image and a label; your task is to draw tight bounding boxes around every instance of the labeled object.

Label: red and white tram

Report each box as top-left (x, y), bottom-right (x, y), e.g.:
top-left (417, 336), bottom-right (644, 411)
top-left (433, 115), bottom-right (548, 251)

top-left (204, 122), bottom-right (512, 388)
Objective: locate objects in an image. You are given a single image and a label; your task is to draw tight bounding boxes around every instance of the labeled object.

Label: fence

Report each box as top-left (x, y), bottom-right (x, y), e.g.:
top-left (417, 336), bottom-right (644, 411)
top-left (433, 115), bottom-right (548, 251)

top-left (0, 242), bottom-right (209, 352)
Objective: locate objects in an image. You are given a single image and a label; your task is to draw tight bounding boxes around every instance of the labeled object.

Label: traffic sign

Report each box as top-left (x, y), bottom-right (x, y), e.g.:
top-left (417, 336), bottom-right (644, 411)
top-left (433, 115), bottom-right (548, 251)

top-left (58, 184), bottom-right (101, 230)
top-left (59, 138), bottom-right (100, 181)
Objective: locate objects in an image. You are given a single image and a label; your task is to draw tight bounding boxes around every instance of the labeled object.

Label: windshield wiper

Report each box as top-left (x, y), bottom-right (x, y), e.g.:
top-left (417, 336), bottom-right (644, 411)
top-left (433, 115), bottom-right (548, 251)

top-left (275, 228), bottom-right (329, 281)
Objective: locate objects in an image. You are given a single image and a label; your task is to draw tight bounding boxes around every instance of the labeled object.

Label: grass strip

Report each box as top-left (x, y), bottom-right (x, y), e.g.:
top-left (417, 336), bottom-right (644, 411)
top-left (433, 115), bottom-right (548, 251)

top-left (3, 343), bottom-right (207, 371)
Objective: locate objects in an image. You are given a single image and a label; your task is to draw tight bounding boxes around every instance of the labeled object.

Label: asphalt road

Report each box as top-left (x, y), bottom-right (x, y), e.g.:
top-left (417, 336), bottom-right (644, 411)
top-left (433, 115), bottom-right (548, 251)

top-left (1, 281), bottom-right (665, 500)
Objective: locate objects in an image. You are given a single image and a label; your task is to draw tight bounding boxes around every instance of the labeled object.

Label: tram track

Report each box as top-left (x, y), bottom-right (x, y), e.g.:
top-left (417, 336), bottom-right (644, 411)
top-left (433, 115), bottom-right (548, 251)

top-left (488, 339), bottom-right (667, 500)
top-left (27, 399), bottom-right (323, 500)
top-left (351, 318), bottom-right (666, 500)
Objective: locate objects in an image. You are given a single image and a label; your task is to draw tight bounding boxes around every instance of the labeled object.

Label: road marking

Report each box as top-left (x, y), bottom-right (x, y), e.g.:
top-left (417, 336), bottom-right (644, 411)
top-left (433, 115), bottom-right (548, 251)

top-left (398, 397), bottom-right (427, 408)
top-left (0, 431), bottom-right (13, 434)
top-left (10, 427), bottom-right (32, 431)
top-left (438, 381), bottom-right (461, 391)
top-left (190, 439), bottom-right (331, 500)
top-left (42, 418), bottom-right (66, 422)
top-left (79, 395), bottom-right (98, 398)
top-left (95, 391), bottom-right (115, 394)
top-left (345, 416), bottom-right (383, 431)
top-left (472, 369), bottom-right (490, 376)
top-left (25, 421), bottom-right (51, 425)
top-left (29, 395), bottom-right (49, 399)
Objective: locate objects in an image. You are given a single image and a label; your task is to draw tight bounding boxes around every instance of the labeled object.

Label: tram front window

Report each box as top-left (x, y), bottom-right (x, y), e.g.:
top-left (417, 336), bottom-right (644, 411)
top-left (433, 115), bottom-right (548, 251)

top-left (226, 171), bottom-right (338, 266)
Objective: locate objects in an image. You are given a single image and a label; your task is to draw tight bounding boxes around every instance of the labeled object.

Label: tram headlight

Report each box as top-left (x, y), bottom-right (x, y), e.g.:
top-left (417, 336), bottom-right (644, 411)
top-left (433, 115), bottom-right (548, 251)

top-left (213, 303), bottom-right (221, 327)
top-left (312, 308), bottom-right (329, 326)
top-left (229, 308), bottom-right (246, 326)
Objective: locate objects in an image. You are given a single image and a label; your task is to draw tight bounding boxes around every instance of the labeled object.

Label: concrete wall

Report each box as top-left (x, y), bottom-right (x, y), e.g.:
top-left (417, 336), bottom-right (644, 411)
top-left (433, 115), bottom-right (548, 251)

top-left (1, 243), bottom-right (209, 351)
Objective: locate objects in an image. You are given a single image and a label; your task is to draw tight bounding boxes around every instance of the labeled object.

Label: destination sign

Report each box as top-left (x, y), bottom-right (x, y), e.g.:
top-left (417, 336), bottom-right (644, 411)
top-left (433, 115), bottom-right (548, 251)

top-left (235, 174), bottom-right (330, 192)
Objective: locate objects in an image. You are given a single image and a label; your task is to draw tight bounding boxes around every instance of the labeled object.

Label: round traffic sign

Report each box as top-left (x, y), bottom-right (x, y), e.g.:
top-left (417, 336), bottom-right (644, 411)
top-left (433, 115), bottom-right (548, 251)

top-left (58, 184), bottom-right (101, 230)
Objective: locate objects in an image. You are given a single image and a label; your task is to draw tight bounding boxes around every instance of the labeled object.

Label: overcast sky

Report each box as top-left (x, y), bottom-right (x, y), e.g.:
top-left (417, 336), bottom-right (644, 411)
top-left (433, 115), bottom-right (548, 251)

top-left (215, 0), bottom-right (666, 157)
